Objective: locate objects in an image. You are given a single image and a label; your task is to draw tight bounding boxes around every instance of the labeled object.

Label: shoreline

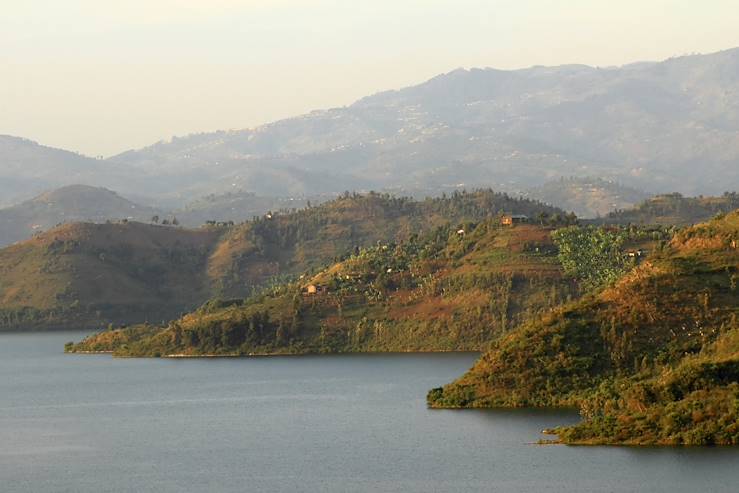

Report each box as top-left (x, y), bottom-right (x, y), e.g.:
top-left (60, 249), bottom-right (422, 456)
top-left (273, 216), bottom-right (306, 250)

top-left (70, 349), bottom-right (483, 358)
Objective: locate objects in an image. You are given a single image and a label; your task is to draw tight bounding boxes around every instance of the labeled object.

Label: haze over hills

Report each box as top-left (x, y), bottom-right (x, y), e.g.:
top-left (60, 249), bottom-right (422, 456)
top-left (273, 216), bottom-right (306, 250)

top-left (0, 185), bottom-right (331, 248)
top-left (0, 185), bottom-right (161, 247)
top-left (1, 48), bottom-right (738, 207)
top-left (0, 136), bottom-right (109, 207)
top-left (104, 48), bottom-right (739, 198)
top-left (599, 192), bottom-right (739, 225)
top-left (525, 177), bottom-right (651, 218)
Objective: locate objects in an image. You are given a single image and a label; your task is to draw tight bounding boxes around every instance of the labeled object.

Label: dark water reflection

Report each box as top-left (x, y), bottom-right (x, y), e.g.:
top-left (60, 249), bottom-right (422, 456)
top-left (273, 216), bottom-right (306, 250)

top-left (1, 331), bottom-right (737, 492)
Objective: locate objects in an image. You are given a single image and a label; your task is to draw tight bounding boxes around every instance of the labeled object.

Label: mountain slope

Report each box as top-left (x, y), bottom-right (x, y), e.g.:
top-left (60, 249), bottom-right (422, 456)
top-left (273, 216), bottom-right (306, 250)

top-left (67, 219), bottom-right (578, 356)
top-left (526, 177), bottom-right (651, 218)
top-left (174, 191), bottom-right (315, 227)
top-left (428, 211), bottom-right (739, 444)
top-left (600, 192), bottom-right (739, 225)
top-left (0, 185), bottom-right (161, 247)
top-left (108, 48), bottom-right (739, 197)
top-left (0, 136), bottom-right (144, 206)
top-left (0, 191), bottom-right (567, 330)
top-left (202, 191), bottom-right (570, 297)
top-left (0, 222), bottom-right (223, 330)
top-left (3, 49), bottom-right (738, 203)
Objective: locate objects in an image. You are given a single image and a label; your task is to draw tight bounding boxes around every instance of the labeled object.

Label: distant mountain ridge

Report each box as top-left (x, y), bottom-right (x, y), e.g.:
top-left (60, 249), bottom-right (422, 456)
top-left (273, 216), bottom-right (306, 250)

top-left (2, 48), bottom-right (738, 205)
top-left (106, 47), bottom-right (739, 198)
top-left (0, 185), bottom-right (160, 247)
top-left (600, 192), bottom-right (739, 225)
top-left (0, 185), bottom-right (328, 247)
top-left (0, 136), bottom-right (116, 207)
top-left (525, 177), bottom-right (651, 218)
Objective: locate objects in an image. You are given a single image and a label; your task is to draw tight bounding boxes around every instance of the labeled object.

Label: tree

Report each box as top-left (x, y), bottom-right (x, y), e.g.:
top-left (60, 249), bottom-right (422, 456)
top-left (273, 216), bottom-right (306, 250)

top-left (151, 215), bottom-right (160, 224)
top-left (552, 226), bottom-right (630, 291)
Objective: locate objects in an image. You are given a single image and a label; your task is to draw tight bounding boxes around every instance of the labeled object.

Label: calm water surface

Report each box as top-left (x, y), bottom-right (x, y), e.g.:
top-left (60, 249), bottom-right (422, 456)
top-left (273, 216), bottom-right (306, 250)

top-left (1, 331), bottom-right (738, 492)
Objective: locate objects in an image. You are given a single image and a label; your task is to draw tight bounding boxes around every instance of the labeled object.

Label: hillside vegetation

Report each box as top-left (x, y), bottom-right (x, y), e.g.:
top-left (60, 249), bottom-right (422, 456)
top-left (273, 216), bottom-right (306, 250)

top-left (0, 222), bottom-right (222, 330)
top-left (68, 218), bottom-right (578, 356)
top-left (0, 190), bottom-right (567, 330)
top-left (428, 211), bottom-right (739, 445)
top-left (203, 190), bottom-right (572, 297)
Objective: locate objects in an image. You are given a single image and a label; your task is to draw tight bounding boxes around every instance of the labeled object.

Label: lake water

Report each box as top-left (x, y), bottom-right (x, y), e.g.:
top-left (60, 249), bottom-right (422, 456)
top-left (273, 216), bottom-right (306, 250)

top-left (1, 331), bottom-right (738, 492)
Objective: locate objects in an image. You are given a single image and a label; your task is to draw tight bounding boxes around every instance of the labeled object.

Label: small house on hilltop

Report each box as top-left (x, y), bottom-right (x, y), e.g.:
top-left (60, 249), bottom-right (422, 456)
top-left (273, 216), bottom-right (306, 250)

top-left (305, 284), bottom-right (326, 295)
top-left (501, 214), bottom-right (528, 226)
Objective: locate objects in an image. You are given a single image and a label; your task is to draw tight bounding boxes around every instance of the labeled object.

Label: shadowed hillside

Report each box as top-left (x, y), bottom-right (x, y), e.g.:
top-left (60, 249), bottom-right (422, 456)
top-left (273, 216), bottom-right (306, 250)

top-left (0, 222), bottom-right (223, 330)
top-left (174, 191), bottom-right (318, 227)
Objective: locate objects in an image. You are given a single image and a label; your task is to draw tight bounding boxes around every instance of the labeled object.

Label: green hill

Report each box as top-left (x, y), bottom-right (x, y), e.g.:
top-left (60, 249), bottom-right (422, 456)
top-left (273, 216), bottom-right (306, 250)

top-left (428, 211), bottom-right (739, 445)
top-left (0, 222), bottom-right (223, 330)
top-left (0, 190), bottom-right (568, 330)
top-left (67, 218), bottom-right (578, 356)
top-left (202, 190), bottom-right (573, 298)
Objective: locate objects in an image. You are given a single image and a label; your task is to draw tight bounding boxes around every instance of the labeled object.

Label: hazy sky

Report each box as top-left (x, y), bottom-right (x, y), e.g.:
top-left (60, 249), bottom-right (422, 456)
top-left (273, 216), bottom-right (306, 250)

top-left (1, 0), bottom-right (737, 156)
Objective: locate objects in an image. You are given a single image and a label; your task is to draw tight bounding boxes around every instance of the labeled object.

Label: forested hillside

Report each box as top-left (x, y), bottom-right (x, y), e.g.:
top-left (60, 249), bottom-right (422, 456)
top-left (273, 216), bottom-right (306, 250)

top-left (428, 211), bottom-right (739, 445)
top-left (68, 218), bottom-right (577, 356)
top-left (0, 222), bottom-right (222, 330)
top-left (0, 190), bottom-right (566, 330)
top-left (204, 190), bottom-right (572, 297)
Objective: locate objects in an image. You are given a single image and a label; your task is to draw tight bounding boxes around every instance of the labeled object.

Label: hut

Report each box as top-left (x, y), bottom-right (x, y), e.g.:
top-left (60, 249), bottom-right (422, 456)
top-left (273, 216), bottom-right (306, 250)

top-left (305, 284), bottom-right (326, 295)
top-left (501, 214), bottom-right (529, 226)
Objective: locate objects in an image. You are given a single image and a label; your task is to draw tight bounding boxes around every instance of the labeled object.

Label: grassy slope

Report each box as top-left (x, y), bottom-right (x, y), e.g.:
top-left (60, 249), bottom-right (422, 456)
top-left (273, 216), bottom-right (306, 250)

top-left (428, 211), bottom-right (739, 445)
top-left (68, 220), bottom-right (577, 356)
